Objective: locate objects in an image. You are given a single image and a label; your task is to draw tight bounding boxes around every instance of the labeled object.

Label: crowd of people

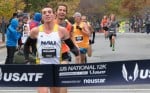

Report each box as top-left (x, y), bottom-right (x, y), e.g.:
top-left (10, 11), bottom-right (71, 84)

top-left (1, 2), bottom-right (150, 93)
top-left (129, 15), bottom-right (150, 33)
top-left (4, 4), bottom-right (96, 93)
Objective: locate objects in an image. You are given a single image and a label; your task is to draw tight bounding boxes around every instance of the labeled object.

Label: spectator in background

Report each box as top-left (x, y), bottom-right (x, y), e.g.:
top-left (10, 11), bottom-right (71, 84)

top-left (29, 12), bottom-right (42, 30)
top-left (5, 18), bottom-right (21, 64)
top-left (21, 15), bottom-right (30, 44)
top-left (1, 17), bottom-right (7, 42)
top-left (145, 15), bottom-right (150, 34)
top-left (7, 13), bottom-right (18, 28)
top-left (24, 12), bottom-right (42, 64)
top-left (10, 13), bottom-right (18, 21)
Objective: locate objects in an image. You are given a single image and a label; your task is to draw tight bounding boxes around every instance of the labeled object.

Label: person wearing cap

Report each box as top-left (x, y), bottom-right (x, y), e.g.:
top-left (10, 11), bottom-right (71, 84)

top-left (72, 12), bottom-right (90, 63)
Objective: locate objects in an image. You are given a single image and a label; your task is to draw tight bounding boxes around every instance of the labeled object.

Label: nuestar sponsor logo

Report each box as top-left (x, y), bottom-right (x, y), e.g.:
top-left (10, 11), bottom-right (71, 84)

top-left (0, 68), bottom-right (44, 82)
top-left (83, 78), bottom-right (106, 84)
top-left (122, 63), bottom-right (150, 82)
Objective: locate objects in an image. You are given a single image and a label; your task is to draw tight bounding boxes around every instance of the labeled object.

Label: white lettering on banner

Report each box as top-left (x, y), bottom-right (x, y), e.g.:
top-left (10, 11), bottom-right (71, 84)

top-left (122, 64), bottom-right (150, 82)
top-left (61, 80), bottom-right (81, 84)
top-left (89, 70), bottom-right (106, 75)
top-left (1, 71), bottom-right (44, 82)
top-left (140, 69), bottom-right (150, 79)
top-left (59, 64), bottom-right (107, 72)
top-left (59, 66), bottom-right (67, 72)
top-left (35, 73), bottom-right (44, 82)
top-left (59, 71), bottom-right (88, 76)
top-left (83, 78), bottom-right (106, 84)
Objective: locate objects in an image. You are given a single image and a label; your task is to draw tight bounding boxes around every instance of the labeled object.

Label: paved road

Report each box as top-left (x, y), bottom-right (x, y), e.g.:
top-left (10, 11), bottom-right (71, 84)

top-left (0, 32), bottom-right (150, 93)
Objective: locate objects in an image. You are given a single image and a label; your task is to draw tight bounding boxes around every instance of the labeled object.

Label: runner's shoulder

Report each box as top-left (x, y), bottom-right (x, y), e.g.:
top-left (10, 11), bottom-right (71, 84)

top-left (58, 25), bottom-right (67, 33)
top-left (29, 26), bottom-right (39, 37)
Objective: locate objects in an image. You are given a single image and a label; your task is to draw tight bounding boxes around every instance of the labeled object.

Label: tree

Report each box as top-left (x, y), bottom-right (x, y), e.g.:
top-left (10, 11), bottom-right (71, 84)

top-left (26, 0), bottom-right (80, 17)
top-left (24, 0), bottom-right (49, 12)
top-left (0, 0), bottom-right (25, 21)
top-left (103, 0), bottom-right (122, 16)
top-left (117, 0), bottom-right (150, 17)
top-left (0, 0), bottom-right (25, 42)
top-left (121, 0), bottom-right (147, 17)
top-left (100, 0), bottom-right (150, 18)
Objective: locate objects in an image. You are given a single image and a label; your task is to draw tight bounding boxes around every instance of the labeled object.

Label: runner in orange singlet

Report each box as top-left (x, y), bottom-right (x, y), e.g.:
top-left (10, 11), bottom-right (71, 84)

top-left (72, 12), bottom-right (90, 63)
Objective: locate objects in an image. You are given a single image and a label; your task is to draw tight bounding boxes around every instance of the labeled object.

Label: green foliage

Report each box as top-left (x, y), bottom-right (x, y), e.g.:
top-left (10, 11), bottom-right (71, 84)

top-left (25, 0), bottom-right (80, 17)
top-left (120, 0), bottom-right (149, 17)
top-left (101, 0), bottom-right (150, 18)
top-left (105, 0), bottom-right (122, 15)
top-left (24, 0), bottom-right (49, 12)
top-left (0, 0), bottom-right (25, 20)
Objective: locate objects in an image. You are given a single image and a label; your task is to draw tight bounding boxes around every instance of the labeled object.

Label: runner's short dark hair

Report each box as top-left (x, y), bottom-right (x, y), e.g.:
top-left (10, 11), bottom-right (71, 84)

top-left (56, 3), bottom-right (68, 13)
top-left (13, 13), bottom-right (18, 17)
top-left (41, 4), bottom-right (54, 13)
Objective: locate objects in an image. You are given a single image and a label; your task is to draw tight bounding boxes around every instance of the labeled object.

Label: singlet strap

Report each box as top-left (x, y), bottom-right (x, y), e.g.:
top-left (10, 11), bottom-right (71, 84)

top-left (39, 25), bottom-right (44, 32)
top-left (38, 24), bottom-right (58, 32)
top-left (53, 24), bottom-right (59, 32)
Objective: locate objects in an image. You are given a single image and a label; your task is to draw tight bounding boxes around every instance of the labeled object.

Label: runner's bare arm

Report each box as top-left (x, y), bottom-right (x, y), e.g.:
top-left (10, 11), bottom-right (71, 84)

top-left (82, 22), bottom-right (90, 36)
top-left (89, 24), bottom-right (94, 34)
top-left (59, 27), bottom-right (80, 57)
top-left (29, 27), bottom-right (39, 39)
top-left (24, 27), bottom-right (38, 62)
top-left (59, 26), bottom-right (70, 40)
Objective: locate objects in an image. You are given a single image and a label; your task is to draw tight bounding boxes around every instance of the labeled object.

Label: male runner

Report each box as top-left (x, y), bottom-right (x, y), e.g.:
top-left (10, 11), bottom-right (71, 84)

top-left (55, 4), bottom-right (80, 93)
top-left (24, 5), bottom-right (79, 93)
top-left (81, 15), bottom-right (93, 57)
top-left (72, 12), bottom-right (90, 63)
top-left (55, 4), bottom-right (80, 64)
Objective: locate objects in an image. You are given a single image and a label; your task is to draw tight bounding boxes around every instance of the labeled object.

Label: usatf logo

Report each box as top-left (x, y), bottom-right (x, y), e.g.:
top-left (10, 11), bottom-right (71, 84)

top-left (122, 63), bottom-right (139, 82)
top-left (0, 67), bottom-right (44, 82)
top-left (122, 63), bottom-right (150, 82)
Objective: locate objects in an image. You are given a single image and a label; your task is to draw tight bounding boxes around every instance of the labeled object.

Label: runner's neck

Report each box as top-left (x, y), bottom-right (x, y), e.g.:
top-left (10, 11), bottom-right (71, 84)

top-left (43, 22), bottom-right (55, 34)
top-left (56, 18), bottom-right (65, 24)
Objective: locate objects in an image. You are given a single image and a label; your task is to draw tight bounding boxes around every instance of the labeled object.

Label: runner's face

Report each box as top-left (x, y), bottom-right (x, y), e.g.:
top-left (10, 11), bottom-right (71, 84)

top-left (23, 18), bottom-right (28, 23)
top-left (110, 14), bottom-right (115, 21)
top-left (56, 6), bottom-right (67, 20)
top-left (42, 8), bottom-right (54, 23)
top-left (75, 16), bottom-right (81, 23)
top-left (81, 16), bottom-right (87, 22)
top-left (104, 16), bottom-right (107, 19)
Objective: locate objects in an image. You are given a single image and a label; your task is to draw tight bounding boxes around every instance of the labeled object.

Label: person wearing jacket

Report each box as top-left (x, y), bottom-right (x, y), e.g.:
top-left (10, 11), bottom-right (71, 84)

top-left (24, 12), bottom-right (42, 64)
top-left (5, 18), bottom-right (21, 64)
top-left (29, 12), bottom-right (42, 30)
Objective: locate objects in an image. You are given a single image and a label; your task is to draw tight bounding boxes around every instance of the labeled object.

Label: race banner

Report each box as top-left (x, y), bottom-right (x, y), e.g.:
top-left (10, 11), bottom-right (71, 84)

top-left (55, 59), bottom-right (150, 87)
top-left (0, 59), bottom-right (150, 87)
top-left (0, 64), bottom-right (54, 87)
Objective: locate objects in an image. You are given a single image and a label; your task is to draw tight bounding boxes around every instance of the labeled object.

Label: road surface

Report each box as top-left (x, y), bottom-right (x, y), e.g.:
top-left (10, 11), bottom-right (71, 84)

top-left (0, 32), bottom-right (150, 93)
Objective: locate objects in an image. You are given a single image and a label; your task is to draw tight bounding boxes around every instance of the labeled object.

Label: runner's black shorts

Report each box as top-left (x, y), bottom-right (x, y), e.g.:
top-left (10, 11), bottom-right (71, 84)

top-left (89, 39), bottom-right (92, 45)
top-left (103, 26), bottom-right (108, 31)
top-left (62, 52), bottom-right (71, 62)
top-left (108, 32), bottom-right (116, 40)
